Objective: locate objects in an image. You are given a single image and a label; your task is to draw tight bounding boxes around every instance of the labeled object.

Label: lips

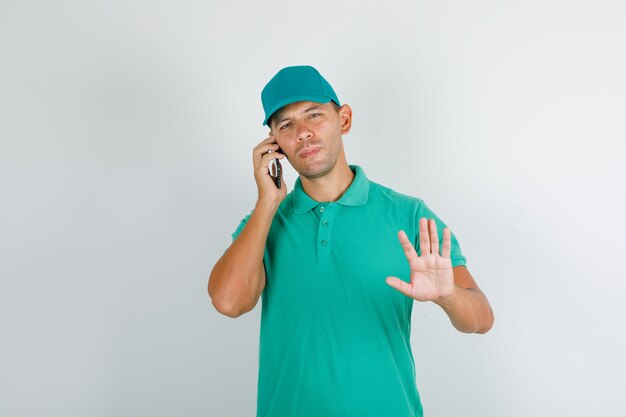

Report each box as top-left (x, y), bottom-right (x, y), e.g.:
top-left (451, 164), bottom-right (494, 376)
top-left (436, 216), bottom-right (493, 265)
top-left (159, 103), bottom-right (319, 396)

top-left (299, 147), bottom-right (321, 158)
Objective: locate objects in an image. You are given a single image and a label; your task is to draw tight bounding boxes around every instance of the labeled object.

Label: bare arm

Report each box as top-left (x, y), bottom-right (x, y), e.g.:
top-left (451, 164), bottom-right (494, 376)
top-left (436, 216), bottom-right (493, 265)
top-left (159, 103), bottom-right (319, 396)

top-left (386, 218), bottom-right (494, 334)
top-left (208, 198), bottom-right (278, 318)
top-left (433, 266), bottom-right (494, 334)
top-left (208, 136), bottom-right (286, 318)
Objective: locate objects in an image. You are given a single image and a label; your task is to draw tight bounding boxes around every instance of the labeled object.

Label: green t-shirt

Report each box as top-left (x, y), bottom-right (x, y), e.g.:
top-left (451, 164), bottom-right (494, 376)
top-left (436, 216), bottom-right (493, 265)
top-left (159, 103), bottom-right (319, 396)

top-left (231, 165), bottom-right (466, 417)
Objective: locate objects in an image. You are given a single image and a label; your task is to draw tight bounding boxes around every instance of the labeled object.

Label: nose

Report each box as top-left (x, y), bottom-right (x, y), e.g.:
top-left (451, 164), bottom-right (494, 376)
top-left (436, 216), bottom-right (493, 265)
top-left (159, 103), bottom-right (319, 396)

top-left (295, 121), bottom-right (313, 141)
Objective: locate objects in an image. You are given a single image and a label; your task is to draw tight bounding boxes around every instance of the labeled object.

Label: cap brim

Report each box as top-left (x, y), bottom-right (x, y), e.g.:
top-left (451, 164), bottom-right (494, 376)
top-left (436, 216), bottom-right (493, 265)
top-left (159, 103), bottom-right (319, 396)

top-left (263, 95), bottom-right (333, 126)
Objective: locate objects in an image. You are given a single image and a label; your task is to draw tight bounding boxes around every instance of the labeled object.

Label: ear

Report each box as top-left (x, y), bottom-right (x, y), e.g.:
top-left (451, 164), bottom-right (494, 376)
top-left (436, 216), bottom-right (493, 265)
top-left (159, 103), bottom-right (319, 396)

top-left (339, 104), bottom-right (352, 135)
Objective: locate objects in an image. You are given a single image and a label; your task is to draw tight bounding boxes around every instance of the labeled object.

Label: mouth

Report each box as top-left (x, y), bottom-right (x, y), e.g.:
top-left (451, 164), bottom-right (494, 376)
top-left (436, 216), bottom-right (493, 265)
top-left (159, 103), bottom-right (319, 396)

top-left (299, 147), bottom-right (321, 159)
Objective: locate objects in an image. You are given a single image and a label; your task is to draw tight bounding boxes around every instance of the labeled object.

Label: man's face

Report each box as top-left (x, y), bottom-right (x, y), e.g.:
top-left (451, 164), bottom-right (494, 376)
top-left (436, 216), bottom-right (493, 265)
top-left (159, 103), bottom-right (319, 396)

top-left (269, 100), bottom-right (351, 180)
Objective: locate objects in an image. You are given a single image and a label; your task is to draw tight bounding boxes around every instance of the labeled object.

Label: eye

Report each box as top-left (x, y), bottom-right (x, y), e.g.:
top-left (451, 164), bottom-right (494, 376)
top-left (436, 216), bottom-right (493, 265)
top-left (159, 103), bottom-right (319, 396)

top-left (309, 113), bottom-right (321, 118)
top-left (279, 122), bottom-right (291, 130)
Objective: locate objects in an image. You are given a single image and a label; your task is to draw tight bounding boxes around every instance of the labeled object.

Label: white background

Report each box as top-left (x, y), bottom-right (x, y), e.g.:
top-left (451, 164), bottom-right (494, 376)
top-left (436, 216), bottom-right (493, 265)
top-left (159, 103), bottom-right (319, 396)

top-left (1, 1), bottom-right (625, 416)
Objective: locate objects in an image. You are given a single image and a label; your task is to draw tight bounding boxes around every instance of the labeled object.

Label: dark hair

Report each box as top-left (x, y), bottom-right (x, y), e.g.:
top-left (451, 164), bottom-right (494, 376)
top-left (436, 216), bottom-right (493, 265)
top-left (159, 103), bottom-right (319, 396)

top-left (268, 101), bottom-right (341, 129)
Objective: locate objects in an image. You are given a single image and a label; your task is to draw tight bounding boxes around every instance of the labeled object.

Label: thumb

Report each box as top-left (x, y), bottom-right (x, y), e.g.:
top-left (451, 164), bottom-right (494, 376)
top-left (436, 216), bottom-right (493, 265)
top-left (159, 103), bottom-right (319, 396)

top-left (386, 276), bottom-right (411, 296)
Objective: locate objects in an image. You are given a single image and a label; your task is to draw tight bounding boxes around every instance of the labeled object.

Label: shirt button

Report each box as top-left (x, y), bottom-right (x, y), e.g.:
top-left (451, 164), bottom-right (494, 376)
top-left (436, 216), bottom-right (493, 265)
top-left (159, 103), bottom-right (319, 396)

top-left (319, 207), bottom-right (325, 213)
top-left (322, 220), bottom-right (328, 226)
top-left (321, 240), bottom-right (327, 246)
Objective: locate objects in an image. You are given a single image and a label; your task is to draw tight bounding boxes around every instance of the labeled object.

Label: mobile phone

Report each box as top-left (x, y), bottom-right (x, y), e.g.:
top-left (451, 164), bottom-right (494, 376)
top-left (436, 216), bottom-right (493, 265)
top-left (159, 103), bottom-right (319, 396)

top-left (268, 149), bottom-right (282, 189)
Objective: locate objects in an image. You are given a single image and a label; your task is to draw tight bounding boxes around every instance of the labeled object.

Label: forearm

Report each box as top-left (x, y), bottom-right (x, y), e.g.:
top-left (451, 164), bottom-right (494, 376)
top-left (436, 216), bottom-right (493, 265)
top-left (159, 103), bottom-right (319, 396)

top-left (433, 286), bottom-right (494, 334)
top-left (208, 198), bottom-right (279, 316)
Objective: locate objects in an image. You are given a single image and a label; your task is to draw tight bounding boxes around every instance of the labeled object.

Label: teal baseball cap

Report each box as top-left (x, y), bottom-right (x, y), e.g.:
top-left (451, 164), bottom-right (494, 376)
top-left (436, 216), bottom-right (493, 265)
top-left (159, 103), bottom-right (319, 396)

top-left (261, 65), bottom-right (341, 126)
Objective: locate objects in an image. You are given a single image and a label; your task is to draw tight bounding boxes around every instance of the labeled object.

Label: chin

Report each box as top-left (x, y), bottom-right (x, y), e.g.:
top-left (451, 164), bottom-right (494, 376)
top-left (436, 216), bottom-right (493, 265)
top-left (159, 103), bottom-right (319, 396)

top-left (298, 159), bottom-right (337, 180)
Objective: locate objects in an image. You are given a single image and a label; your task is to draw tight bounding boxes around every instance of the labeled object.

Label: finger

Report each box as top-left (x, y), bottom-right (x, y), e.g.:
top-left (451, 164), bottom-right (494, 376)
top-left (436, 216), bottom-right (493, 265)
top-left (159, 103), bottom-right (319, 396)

top-left (442, 227), bottom-right (451, 259)
top-left (419, 217), bottom-right (429, 257)
top-left (258, 151), bottom-right (285, 172)
top-left (385, 276), bottom-right (412, 297)
top-left (264, 136), bottom-right (278, 144)
top-left (254, 143), bottom-right (280, 160)
top-left (397, 230), bottom-right (419, 268)
top-left (255, 146), bottom-right (283, 169)
top-left (429, 218), bottom-right (439, 255)
top-left (253, 137), bottom-right (280, 154)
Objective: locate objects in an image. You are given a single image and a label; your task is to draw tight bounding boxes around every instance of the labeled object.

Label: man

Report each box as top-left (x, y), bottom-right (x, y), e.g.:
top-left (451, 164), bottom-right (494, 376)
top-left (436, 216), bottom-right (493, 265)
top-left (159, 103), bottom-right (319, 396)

top-left (208, 65), bottom-right (494, 417)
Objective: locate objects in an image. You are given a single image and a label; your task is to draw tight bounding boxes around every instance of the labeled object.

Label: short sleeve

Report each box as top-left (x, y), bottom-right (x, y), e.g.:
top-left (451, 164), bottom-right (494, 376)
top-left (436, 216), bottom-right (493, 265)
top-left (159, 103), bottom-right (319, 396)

top-left (414, 200), bottom-right (467, 267)
top-left (231, 209), bottom-right (254, 242)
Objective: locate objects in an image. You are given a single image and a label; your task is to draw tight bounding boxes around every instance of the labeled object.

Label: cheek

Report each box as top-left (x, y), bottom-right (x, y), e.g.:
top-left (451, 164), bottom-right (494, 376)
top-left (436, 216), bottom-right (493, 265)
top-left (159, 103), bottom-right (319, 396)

top-left (275, 141), bottom-right (292, 158)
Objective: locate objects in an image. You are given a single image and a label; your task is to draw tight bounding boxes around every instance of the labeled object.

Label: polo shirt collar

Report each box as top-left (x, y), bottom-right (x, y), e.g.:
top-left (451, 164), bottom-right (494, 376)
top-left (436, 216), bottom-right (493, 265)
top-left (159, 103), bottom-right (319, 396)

top-left (292, 164), bottom-right (370, 214)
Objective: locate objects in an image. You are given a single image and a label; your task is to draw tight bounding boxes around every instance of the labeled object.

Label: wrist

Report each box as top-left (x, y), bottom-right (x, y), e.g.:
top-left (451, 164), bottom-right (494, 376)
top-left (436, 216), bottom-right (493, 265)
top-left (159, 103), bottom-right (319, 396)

top-left (256, 197), bottom-right (281, 212)
top-left (433, 285), bottom-right (458, 307)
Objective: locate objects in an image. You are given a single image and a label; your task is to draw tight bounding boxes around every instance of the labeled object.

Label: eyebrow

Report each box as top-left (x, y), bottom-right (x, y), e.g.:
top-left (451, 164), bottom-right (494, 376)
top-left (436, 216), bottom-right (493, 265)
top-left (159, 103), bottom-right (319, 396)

top-left (274, 106), bottom-right (321, 126)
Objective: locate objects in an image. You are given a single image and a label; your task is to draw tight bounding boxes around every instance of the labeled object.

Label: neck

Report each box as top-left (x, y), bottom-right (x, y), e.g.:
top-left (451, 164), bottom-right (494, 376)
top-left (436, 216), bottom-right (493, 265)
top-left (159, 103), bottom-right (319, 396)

top-left (300, 158), bottom-right (354, 202)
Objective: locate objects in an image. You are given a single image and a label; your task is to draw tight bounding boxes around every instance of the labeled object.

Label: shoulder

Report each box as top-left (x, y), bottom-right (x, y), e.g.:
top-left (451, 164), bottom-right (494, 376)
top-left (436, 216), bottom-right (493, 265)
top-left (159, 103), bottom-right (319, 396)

top-left (367, 178), bottom-right (426, 211)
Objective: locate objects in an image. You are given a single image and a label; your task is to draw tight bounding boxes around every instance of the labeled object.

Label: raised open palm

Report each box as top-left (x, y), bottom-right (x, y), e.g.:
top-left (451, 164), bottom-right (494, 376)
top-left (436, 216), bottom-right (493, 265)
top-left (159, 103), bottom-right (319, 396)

top-left (386, 218), bottom-right (454, 302)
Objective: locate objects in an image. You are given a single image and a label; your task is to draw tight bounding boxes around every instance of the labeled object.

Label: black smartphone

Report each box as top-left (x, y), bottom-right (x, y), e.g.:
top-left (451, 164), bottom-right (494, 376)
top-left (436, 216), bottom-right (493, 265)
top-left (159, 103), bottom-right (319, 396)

top-left (268, 148), bottom-right (282, 189)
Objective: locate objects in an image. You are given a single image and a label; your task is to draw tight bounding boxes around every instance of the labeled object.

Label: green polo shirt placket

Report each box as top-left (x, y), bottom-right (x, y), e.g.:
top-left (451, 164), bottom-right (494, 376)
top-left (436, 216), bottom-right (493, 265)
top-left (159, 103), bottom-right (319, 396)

top-left (313, 203), bottom-right (333, 269)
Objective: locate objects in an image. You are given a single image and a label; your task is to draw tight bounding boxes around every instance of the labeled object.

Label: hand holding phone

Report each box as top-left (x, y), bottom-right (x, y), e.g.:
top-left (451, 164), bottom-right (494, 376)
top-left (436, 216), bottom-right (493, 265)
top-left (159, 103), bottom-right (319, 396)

top-left (268, 154), bottom-right (282, 189)
top-left (254, 137), bottom-right (286, 203)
